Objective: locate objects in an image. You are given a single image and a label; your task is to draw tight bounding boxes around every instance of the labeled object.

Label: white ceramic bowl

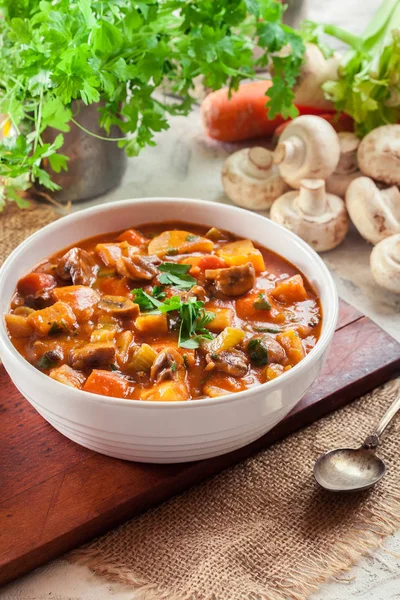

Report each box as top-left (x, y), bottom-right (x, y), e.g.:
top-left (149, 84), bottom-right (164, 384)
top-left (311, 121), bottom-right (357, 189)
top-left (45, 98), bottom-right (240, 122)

top-left (0, 198), bottom-right (338, 463)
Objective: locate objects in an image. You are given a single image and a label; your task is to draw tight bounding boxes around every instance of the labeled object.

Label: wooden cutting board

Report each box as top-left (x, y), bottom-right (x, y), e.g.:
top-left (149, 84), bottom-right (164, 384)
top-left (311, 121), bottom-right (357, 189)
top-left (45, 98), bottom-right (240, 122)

top-left (1, 299), bottom-right (399, 587)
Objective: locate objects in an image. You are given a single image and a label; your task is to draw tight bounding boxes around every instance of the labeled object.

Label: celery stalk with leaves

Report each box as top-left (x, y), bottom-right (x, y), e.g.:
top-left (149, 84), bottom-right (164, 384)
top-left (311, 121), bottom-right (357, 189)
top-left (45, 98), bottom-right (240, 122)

top-left (306, 0), bottom-right (400, 136)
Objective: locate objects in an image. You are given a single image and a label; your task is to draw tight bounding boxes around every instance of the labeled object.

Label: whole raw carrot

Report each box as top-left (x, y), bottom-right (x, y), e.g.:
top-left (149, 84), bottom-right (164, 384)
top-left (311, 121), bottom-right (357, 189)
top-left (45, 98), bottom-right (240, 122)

top-left (201, 80), bottom-right (336, 142)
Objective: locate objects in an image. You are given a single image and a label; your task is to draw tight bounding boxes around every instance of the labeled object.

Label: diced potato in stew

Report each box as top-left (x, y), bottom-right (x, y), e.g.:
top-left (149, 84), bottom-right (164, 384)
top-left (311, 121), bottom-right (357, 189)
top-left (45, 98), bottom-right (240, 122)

top-left (217, 240), bottom-right (265, 272)
top-left (5, 222), bottom-right (322, 400)
top-left (148, 230), bottom-right (214, 257)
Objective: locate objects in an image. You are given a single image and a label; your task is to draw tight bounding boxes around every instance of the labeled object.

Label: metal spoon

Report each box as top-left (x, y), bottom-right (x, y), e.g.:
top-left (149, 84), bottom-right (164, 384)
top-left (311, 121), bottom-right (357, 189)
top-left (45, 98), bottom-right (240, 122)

top-left (314, 391), bottom-right (400, 492)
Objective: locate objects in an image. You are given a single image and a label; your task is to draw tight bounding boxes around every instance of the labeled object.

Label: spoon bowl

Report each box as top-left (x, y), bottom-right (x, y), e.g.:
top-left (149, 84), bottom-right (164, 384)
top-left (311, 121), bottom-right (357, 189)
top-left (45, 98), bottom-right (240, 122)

top-left (313, 390), bottom-right (400, 493)
top-left (314, 447), bottom-right (387, 492)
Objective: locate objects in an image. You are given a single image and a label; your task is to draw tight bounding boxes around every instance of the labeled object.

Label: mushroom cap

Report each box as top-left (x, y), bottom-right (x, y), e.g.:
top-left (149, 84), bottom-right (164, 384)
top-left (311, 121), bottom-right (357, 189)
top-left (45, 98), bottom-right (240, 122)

top-left (358, 124), bottom-right (400, 185)
top-left (345, 176), bottom-right (400, 245)
top-left (221, 147), bottom-right (288, 210)
top-left (370, 233), bottom-right (400, 294)
top-left (274, 115), bottom-right (341, 188)
top-left (326, 170), bottom-right (361, 198)
top-left (270, 179), bottom-right (349, 252)
top-left (293, 44), bottom-right (341, 112)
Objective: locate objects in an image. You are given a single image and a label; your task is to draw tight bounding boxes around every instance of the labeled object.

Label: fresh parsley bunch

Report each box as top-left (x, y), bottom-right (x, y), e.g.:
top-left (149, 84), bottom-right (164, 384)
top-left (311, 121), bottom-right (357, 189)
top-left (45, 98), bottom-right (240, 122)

top-left (0, 0), bottom-right (304, 209)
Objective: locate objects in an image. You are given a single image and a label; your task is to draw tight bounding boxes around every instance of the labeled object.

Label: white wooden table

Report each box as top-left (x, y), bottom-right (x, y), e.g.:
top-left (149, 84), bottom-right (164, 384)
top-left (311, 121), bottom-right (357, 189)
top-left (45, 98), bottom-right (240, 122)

top-left (1, 1), bottom-right (399, 598)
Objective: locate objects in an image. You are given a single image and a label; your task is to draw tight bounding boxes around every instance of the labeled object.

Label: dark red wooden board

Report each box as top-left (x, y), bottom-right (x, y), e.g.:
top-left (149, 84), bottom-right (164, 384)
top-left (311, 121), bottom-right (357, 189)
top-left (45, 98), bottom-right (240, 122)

top-left (1, 300), bottom-right (399, 587)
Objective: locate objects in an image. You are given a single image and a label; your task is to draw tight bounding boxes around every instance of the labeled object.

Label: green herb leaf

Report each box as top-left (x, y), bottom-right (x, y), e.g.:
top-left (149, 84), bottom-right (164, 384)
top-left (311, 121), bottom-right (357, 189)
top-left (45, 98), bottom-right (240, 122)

top-left (109, 363), bottom-right (118, 371)
top-left (132, 288), bottom-right (163, 312)
top-left (253, 292), bottom-right (271, 311)
top-left (247, 338), bottom-right (269, 366)
top-left (152, 285), bottom-right (166, 300)
top-left (36, 354), bottom-right (57, 370)
top-left (158, 262), bottom-right (197, 289)
top-left (254, 326), bottom-right (281, 333)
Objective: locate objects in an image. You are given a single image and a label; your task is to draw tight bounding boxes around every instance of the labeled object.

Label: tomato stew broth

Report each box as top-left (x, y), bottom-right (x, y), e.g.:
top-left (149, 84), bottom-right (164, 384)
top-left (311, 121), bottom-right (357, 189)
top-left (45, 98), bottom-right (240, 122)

top-left (5, 223), bottom-right (322, 401)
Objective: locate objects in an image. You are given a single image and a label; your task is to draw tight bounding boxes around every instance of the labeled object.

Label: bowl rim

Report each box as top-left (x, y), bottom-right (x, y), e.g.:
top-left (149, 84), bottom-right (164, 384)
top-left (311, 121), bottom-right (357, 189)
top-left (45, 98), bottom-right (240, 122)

top-left (0, 196), bottom-right (338, 409)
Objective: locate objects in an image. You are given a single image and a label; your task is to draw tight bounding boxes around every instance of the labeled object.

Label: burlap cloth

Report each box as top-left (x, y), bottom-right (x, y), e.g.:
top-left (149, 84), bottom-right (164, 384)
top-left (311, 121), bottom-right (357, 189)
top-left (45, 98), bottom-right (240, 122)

top-left (0, 201), bottom-right (57, 266)
top-left (70, 379), bottom-right (400, 600)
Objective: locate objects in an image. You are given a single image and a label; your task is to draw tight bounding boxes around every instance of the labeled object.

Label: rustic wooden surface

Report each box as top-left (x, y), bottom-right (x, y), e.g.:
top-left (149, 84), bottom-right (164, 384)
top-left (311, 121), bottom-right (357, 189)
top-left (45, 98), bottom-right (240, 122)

top-left (1, 299), bottom-right (399, 587)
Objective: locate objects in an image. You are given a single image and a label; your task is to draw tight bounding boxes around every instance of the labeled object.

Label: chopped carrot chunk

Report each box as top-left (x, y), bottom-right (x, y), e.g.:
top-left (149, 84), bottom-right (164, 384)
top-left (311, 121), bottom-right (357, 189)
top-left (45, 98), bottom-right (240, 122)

top-left (116, 228), bottom-right (147, 246)
top-left (271, 275), bottom-right (308, 304)
top-left (17, 273), bottom-right (56, 296)
top-left (83, 370), bottom-right (129, 398)
top-left (196, 255), bottom-right (227, 271)
top-left (27, 301), bottom-right (78, 336)
top-left (98, 276), bottom-right (131, 296)
top-left (52, 286), bottom-right (100, 320)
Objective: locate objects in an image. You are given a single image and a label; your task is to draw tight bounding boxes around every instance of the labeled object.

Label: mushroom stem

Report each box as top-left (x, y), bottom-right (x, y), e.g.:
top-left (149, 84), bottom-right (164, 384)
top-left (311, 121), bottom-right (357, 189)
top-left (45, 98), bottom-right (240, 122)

top-left (336, 132), bottom-right (360, 173)
top-left (274, 136), bottom-right (305, 167)
top-left (294, 179), bottom-right (327, 217)
top-left (243, 147), bottom-right (273, 179)
top-left (381, 186), bottom-right (400, 220)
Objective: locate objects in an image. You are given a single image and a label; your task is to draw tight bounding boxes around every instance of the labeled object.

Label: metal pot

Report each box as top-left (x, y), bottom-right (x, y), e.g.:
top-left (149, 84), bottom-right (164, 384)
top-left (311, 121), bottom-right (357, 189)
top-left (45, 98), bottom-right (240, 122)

top-left (283, 0), bottom-right (307, 28)
top-left (43, 101), bottom-right (127, 203)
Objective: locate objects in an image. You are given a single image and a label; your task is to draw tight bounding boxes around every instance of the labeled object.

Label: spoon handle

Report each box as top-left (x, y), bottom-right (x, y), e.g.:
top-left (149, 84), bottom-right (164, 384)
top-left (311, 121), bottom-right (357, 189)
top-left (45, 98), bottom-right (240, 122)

top-left (364, 390), bottom-right (400, 449)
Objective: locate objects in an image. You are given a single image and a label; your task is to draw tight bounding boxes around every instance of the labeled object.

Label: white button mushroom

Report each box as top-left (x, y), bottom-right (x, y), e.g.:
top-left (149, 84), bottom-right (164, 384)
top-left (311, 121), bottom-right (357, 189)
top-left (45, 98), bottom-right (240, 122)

top-left (370, 234), bottom-right (400, 294)
top-left (292, 44), bottom-right (341, 112)
top-left (270, 178), bottom-right (349, 252)
top-left (273, 115), bottom-right (341, 188)
top-left (358, 124), bottom-right (400, 185)
top-left (326, 132), bottom-right (361, 198)
top-left (345, 177), bottom-right (400, 245)
top-left (221, 147), bottom-right (288, 210)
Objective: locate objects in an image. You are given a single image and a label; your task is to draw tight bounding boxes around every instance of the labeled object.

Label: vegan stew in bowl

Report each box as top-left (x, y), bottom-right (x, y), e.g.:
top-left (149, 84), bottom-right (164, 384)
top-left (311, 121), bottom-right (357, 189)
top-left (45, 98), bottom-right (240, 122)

top-left (5, 223), bottom-right (322, 401)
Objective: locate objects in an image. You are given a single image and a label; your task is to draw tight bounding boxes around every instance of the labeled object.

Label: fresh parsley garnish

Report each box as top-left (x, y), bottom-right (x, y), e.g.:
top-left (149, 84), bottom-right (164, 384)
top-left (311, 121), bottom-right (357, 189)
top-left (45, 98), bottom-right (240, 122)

top-left (133, 285), bottom-right (214, 348)
top-left (247, 338), bottom-right (269, 366)
top-left (185, 233), bottom-right (199, 242)
top-left (109, 363), bottom-right (118, 371)
top-left (253, 292), bottom-right (271, 311)
top-left (48, 322), bottom-right (63, 335)
top-left (158, 263), bottom-right (197, 290)
top-left (178, 297), bottom-right (214, 349)
top-left (152, 285), bottom-right (166, 300)
top-left (48, 320), bottom-right (69, 335)
top-left (36, 354), bottom-right (57, 370)
top-left (132, 288), bottom-right (163, 312)
top-left (170, 361), bottom-right (177, 373)
top-left (254, 326), bottom-right (281, 333)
